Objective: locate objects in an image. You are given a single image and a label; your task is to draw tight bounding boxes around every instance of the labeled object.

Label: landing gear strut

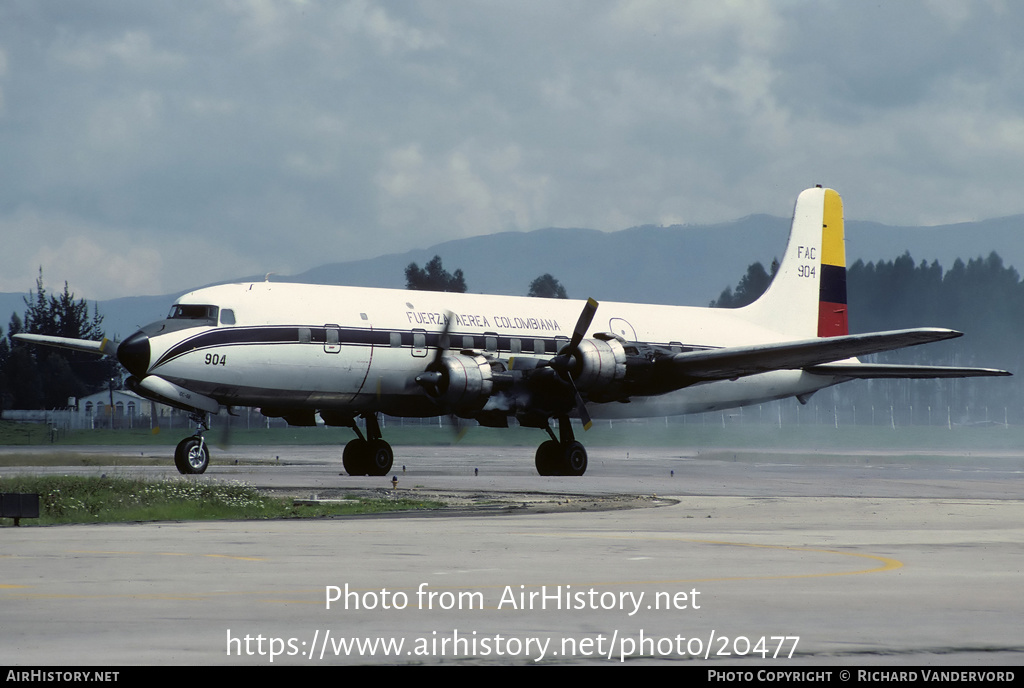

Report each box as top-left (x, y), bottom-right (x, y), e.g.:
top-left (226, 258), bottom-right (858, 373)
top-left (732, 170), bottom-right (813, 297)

top-left (534, 416), bottom-right (588, 476)
top-left (174, 414), bottom-right (210, 474)
top-left (342, 413), bottom-right (394, 476)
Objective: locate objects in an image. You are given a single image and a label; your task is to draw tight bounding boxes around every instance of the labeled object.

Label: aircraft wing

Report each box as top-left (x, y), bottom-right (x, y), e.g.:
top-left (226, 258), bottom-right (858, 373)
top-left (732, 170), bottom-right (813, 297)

top-left (659, 327), bottom-right (1007, 384)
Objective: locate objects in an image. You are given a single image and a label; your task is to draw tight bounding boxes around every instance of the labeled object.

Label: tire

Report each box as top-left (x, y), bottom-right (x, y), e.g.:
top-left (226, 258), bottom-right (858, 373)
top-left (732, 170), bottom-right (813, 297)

top-left (343, 439), bottom-right (369, 476)
top-left (562, 441), bottom-right (588, 476)
top-left (366, 439), bottom-right (394, 476)
top-left (174, 437), bottom-right (209, 474)
top-left (534, 440), bottom-right (561, 476)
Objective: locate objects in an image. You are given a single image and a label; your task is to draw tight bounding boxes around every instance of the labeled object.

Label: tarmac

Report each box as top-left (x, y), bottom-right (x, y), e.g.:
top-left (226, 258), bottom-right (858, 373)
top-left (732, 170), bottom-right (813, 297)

top-left (2, 444), bottom-right (1023, 665)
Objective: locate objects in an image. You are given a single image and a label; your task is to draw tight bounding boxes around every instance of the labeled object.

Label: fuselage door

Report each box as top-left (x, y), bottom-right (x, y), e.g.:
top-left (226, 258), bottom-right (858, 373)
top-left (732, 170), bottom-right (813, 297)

top-left (324, 324), bottom-right (341, 354)
top-left (608, 317), bottom-right (638, 342)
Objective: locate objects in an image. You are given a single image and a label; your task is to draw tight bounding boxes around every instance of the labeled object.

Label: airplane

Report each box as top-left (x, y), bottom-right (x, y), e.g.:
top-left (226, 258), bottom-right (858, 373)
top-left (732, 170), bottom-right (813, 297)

top-left (15, 187), bottom-right (1010, 476)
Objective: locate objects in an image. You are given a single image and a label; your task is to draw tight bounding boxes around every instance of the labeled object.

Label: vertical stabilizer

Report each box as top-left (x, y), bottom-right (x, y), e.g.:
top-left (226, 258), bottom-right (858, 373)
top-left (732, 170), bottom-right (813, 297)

top-left (740, 187), bottom-right (848, 338)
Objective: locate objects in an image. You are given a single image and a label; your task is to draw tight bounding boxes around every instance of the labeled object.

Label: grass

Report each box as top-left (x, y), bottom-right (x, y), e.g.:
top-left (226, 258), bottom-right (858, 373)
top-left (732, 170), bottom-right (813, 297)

top-left (6, 417), bottom-right (1024, 451)
top-left (0, 475), bottom-right (444, 526)
top-left (2, 418), bottom-right (1020, 525)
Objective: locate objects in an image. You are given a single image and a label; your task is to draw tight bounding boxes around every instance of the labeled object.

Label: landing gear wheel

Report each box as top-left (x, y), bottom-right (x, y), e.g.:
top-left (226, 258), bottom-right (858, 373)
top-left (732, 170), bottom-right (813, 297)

top-left (562, 441), bottom-right (588, 476)
top-left (343, 439), bottom-right (369, 476)
top-left (174, 436), bottom-right (209, 474)
top-left (366, 439), bottom-right (394, 476)
top-left (535, 440), bottom-right (561, 476)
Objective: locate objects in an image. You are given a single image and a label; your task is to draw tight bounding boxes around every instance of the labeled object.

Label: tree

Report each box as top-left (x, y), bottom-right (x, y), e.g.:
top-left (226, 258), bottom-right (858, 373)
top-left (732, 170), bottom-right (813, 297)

top-left (527, 273), bottom-right (568, 299)
top-left (4, 270), bottom-right (116, 409)
top-left (709, 260), bottom-right (777, 307)
top-left (404, 255), bottom-right (467, 292)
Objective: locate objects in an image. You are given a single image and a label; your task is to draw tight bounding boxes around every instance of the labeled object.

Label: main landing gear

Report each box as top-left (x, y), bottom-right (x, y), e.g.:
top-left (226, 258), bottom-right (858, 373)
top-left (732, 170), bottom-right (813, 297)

top-left (534, 416), bottom-right (588, 476)
top-left (336, 412), bottom-right (586, 477)
top-left (174, 414), bottom-right (210, 474)
top-left (342, 413), bottom-right (394, 476)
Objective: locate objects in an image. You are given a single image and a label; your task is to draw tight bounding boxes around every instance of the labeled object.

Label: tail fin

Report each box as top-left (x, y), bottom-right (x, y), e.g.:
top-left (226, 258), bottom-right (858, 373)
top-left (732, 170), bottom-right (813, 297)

top-left (740, 187), bottom-right (848, 338)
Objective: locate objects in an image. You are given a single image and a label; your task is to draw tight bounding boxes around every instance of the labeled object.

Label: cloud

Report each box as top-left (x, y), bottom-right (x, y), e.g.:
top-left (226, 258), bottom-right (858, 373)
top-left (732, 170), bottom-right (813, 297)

top-left (376, 142), bottom-right (550, 237)
top-left (1, 1), bottom-right (1023, 298)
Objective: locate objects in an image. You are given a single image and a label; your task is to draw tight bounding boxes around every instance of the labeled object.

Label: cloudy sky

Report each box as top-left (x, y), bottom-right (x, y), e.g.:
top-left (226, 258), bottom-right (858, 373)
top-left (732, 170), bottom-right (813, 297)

top-left (1, 1), bottom-right (1022, 300)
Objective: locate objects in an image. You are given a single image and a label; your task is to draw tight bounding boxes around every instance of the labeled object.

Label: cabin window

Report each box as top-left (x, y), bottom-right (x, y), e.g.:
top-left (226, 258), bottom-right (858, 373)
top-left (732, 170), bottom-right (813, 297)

top-left (324, 326), bottom-right (341, 354)
top-left (298, 328), bottom-right (311, 344)
top-left (484, 334), bottom-right (497, 352)
top-left (533, 339), bottom-right (544, 354)
top-left (510, 338), bottom-right (522, 354)
top-left (412, 330), bottom-right (427, 357)
top-left (462, 336), bottom-right (474, 349)
top-left (390, 332), bottom-right (402, 347)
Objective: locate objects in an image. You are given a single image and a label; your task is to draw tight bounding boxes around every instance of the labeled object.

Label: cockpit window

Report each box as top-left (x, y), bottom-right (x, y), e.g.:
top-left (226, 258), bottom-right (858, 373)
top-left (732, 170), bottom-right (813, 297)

top-left (220, 309), bottom-right (236, 325)
top-left (168, 304), bottom-right (219, 323)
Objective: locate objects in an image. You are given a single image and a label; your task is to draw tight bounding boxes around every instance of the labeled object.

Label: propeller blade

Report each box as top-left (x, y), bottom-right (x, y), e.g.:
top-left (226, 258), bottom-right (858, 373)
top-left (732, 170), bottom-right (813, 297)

top-left (449, 413), bottom-right (468, 443)
top-left (565, 372), bottom-right (593, 431)
top-left (214, 409), bottom-right (234, 449)
top-left (568, 298), bottom-right (599, 352)
top-left (431, 311), bottom-right (455, 368)
top-left (13, 333), bottom-right (120, 356)
top-left (416, 312), bottom-right (456, 397)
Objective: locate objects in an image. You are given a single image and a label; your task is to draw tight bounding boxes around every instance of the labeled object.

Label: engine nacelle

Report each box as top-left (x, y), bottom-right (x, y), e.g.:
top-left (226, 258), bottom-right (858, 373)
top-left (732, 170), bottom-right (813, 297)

top-left (568, 333), bottom-right (627, 392)
top-left (438, 352), bottom-right (494, 412)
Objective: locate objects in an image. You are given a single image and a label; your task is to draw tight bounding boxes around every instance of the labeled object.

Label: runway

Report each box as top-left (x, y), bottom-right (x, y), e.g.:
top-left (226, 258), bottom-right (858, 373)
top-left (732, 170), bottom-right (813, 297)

top-left (2, 445), bottom-right (1023, 665)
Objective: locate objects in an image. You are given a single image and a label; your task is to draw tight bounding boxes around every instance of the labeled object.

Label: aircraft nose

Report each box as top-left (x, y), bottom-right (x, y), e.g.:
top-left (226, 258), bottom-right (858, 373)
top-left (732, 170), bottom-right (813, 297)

top-left (117, 331), bottom-right (151, 378)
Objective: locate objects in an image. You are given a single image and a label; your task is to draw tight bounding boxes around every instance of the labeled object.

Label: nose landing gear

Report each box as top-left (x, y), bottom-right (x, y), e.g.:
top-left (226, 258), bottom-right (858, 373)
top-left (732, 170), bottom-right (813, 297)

top-left (174, 414), bottom-right (210, 474)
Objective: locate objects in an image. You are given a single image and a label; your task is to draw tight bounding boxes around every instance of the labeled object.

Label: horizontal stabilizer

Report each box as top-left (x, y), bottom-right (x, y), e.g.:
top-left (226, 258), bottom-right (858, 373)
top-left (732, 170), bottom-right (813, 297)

top-left (665, 328), bottom-right (965, 383)
top-left (805, 363), bottom-right (1011, 379)
top-left (12, 333), bottom-right (115, 356)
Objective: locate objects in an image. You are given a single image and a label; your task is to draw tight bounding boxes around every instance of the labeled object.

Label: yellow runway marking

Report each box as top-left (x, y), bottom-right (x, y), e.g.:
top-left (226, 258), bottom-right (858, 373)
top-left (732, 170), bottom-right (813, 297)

top-left (518, 532), bottom-right (903, 582)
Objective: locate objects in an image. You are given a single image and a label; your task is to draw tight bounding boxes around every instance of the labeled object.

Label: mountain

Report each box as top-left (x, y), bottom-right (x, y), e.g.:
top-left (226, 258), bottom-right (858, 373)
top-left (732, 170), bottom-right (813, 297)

top-left (3, 213), bottom-right (1022, 339)
top-left (283, 215), bottom-right (792, 306)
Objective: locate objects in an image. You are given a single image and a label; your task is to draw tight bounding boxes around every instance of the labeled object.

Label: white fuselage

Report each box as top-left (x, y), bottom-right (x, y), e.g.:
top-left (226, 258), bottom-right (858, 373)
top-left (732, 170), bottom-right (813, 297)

top-left (135, 281), bottom-right (837, 420)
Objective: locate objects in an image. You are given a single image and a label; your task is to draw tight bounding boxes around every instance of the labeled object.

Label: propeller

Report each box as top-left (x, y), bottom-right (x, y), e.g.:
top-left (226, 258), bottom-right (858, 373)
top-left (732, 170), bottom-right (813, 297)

top-left (547, 298), bottom-right (599, 430)
top-left (413, 312), bottom-right (467, 441)
top-left (213, 408), bottom-right (238, 449)
top-left (414, 311), bottom-right (455, 398)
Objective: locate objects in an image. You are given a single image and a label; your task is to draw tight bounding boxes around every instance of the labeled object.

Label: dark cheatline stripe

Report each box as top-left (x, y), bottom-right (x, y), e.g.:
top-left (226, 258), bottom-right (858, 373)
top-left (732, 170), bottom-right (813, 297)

top-left (152, 323), bottom-right (699, 370)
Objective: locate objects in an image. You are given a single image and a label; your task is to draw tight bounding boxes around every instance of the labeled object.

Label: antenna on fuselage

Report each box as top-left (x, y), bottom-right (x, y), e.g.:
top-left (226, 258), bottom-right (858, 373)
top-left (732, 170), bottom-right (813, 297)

top-left (264, 273), bottom-right (275, 282)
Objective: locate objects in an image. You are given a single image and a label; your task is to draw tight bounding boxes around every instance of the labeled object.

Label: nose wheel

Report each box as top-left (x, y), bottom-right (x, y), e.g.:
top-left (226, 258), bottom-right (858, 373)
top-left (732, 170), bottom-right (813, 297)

top-left (174, 435), bottom-right (209, 474)
top-left (174, 413), bottom-right (210, 474)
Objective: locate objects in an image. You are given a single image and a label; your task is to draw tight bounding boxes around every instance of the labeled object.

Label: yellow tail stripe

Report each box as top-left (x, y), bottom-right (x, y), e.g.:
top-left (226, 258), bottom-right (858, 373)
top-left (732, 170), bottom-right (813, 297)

top-left (820, 188), bottom-right (845, 268)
